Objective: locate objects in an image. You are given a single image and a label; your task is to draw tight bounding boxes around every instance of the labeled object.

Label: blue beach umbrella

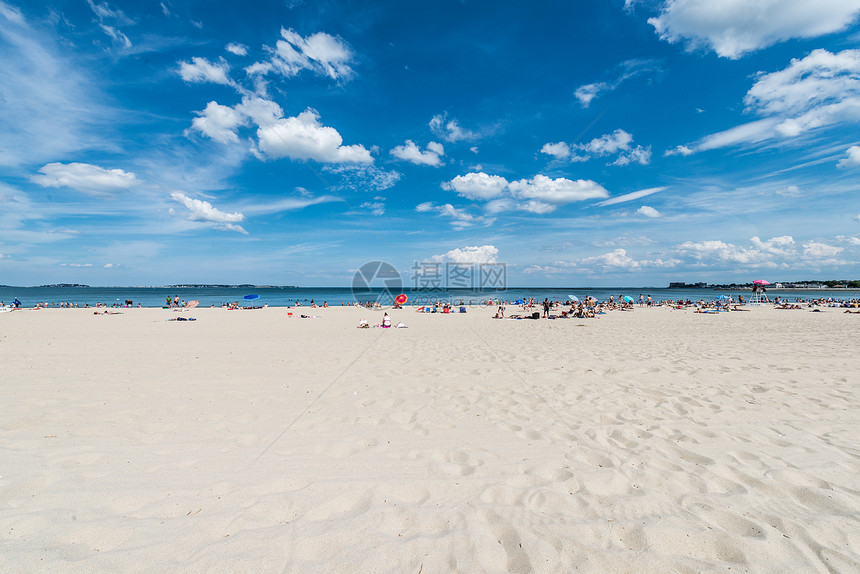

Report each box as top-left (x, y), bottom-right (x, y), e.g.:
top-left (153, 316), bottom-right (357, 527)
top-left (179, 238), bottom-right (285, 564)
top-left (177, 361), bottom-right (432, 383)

top-left (243, 294), bottom-right (260, 301)
top-left (717, 295), bottom-right (730, 300)
top-left (569, 295), bottom-right (579, 302)
top-left (622, 296), bottom-right (634, 303)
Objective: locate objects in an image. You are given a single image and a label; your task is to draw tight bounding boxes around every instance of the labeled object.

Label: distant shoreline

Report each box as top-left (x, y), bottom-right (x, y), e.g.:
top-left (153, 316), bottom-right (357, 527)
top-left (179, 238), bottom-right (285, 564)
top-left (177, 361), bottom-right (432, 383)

top-left (3, 284), bottom-right (860, 290)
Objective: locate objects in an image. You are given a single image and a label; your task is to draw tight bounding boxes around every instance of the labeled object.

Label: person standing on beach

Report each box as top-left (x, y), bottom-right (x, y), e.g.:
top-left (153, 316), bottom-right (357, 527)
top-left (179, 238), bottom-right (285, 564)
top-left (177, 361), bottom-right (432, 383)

top-left (543, 298), bottom-right (550, 318)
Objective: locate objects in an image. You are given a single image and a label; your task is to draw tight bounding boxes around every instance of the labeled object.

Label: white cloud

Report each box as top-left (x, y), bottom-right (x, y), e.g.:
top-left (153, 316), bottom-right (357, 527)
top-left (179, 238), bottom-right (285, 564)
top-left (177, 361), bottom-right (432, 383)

top-left (777, 185), bottom-right (803, 197)
top-left (581, 248), bottom-right (679, 272)
top-left (836, 235), bottom-right (860, 245)
top-left (678, 118), bottom-right (781, 155)
top-left (613, 145), bottom-right (652, 166)
top-left (517, 200), bottom-right (557, 214)
top-left (636, 206), bottom-right (662, 218)
top-left (592, 235), bottom-right (656, 248)
top-left (540, 142), bottom-right (571, 159)
top-left (98, 24), bottom-right (131, 49)
top-left (87, 0), bottom-right (132, 24)
top-left (802, 241), bottom-right (843, 258)
top-left (542, 129), bottom-right (649, 165)
top-left (574, 83), bottom-right (607, 108)
top-left (750, 235), bottom-right (795, 255)
top-left (390, 140), bottom-right (444, 166)
top-left (87, 0), bottom-right (133, 48)
top-left (248, 28), bottom-right (353, 81)
top-left (523, 260), bottom-right (578, 274)
top-left (677, 239), bottom-right (770, 265)
top-left (648, 0), bottom-right (860, 59)
top-left (744, 49), bottom-right (860, 117)
top-left (256, 108), bottom-right (373, 163)
top-left (598, 186), bottom-right (667, 206)
top-left (234, 96), bottom-right (284, 126)
top-left (443, 172), bottom-right (508, 200)
top-left (170, 192), bottom-right (246, 234)
top-left (583, 129), bottom-right (633, 155)
top-left (188, 101), bottom-right (246, 143)
top-left (509, 175), bottom-right (609, 206)
top-left (360, 197), bottom-right (385, 216)
top-left (439, 172), bottom-right (609, 215)
top-left (178, 56), bottom-right (233, 85)
top-left (241, 195), bottom-right (340, 216)
top-left (0, 6), bottom-right (112, 166)
top-left (431, 245), bottom-right (499, 264)
top-left (429, 114), bottom-right (477, 143)
top-left (674, 49), bottom-right (860, 154)
top-left (837, 145), bottom-right (860, 168)
top-left (32, 163), bottom-right (137, 195)
top-left (573, 59), bottom-right (662, 107)
top-left (676, 236), bottom-right (797, 266)
top-left (665, 145), bottom-right (694, 157)
top-left (323, 165), bottom-right (401, 192)
top-left (226, 43), bottom-right (248, 56)
top-left (415, 202), bottom-right (490, 229)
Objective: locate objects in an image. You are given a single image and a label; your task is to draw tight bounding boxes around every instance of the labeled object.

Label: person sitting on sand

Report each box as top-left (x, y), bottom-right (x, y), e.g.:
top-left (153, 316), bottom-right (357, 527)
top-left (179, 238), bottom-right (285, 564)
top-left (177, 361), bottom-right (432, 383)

top-left (382, 313), bottom-right (391, 328)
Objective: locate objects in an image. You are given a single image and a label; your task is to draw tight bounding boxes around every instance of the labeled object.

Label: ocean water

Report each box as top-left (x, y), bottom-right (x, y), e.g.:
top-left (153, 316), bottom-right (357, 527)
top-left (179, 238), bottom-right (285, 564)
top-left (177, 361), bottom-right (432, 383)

top-left (1, 285), bottom-right (858, 309)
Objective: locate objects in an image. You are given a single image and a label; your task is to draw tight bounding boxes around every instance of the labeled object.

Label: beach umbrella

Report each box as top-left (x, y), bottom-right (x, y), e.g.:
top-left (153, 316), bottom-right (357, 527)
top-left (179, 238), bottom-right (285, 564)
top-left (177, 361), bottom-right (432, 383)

top-left (514, 299), bottom-right (524, 305)
top-left (569, 295), bottom-right (579, 302)
top-left (186, 300), bottom-right (199, 308)
top-left (243, 294), bottom-right (260, 300)
top-left (395, 294), bottom-right (408, 305)
top-left (753, 279), bottom-right (770, 285)
top-left (622, 296), bottom-right (634, 303)
top-left (716, 295), bottom-right (730, 300)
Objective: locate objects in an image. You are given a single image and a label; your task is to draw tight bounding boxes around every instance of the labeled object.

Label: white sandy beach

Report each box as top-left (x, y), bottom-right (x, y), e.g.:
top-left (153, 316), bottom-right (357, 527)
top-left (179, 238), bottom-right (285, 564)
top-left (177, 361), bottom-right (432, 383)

top-left (1, 305), bottom-right (859, 573)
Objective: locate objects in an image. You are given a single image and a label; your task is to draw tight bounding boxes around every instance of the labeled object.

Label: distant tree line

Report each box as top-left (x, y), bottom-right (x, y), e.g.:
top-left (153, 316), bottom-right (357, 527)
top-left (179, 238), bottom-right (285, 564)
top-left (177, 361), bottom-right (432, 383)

top-left (798, 279), bottom-right (860, 288)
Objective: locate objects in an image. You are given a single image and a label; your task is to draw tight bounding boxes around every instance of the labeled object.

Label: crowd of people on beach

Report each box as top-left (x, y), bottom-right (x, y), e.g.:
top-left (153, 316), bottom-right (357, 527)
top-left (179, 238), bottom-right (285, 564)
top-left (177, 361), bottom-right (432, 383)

top-left (479, 293), bottom-right (860, 319)
top-left (4, 293), bottom-right (860, 315)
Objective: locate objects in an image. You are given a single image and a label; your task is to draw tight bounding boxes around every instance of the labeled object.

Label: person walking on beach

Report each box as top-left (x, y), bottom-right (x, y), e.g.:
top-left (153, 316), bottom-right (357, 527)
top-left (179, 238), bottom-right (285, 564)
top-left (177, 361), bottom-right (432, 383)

top-left (543, 298), bottom-right (550, 318)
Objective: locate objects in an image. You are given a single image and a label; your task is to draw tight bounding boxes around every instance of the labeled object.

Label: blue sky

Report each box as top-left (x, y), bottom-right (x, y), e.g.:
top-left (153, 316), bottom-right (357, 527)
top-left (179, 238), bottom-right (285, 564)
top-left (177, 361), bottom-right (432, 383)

top-left (2, 0), bottom-right (860, 287)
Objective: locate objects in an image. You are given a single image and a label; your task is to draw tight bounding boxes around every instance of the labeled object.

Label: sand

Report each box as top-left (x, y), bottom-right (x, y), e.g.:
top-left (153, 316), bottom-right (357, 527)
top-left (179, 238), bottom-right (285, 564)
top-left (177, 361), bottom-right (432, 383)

top-left (1, 305), bottom-right (858, 573)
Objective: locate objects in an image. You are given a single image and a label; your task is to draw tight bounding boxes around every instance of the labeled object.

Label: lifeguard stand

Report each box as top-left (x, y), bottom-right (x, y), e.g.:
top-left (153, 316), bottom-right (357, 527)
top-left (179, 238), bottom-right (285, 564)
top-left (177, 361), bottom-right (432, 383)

top-left (748, 288), bottom-right (768, 306)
